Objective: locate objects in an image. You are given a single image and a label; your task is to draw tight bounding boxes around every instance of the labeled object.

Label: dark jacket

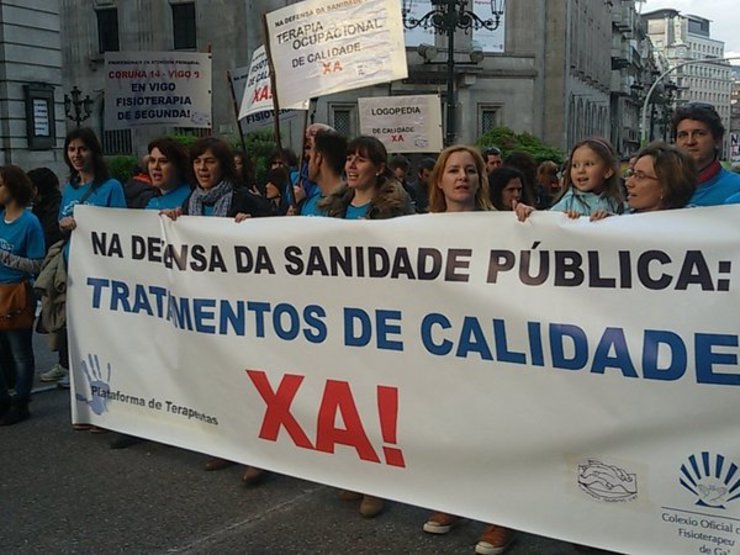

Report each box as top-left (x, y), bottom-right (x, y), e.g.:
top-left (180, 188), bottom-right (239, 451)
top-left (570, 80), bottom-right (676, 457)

top-left (32, 190), bottom-right (63, 251)
top-left (124, 176), bottom-right (156, 209)
top-left (320, 178), bottom-right (413, 220)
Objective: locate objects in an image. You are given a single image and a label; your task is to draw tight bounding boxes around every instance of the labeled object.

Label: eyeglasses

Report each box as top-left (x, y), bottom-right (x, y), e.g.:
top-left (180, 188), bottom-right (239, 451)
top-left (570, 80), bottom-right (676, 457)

top-left (624, 169), bottom-right (659, 182)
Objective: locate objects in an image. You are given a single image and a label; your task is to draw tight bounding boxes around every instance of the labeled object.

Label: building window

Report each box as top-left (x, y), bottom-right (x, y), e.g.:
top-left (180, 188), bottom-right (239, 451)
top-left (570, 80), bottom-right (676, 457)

top-left (102, 129), bottom-right (132, 155)
top-left (479, 106), bottom-right (500, 136)
top-left (330, 104), bottom-right (356, 137)
top-left (172, 2), bottom-right (196, 50)
top-left (96, 8), bottom-right (119, 53)
top-left (173, 127), bottom-right (211, 138)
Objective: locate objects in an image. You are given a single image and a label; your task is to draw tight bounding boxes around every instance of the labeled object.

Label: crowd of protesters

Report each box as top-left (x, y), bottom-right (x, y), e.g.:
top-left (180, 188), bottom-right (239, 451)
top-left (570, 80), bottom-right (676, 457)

top-left (1, 100), bottom-right (739, 555)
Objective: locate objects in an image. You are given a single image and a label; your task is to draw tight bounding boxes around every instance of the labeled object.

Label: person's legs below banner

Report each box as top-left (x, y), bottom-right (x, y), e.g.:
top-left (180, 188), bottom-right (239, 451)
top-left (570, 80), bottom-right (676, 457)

top-left (0, 327), bottom-right (35, 425)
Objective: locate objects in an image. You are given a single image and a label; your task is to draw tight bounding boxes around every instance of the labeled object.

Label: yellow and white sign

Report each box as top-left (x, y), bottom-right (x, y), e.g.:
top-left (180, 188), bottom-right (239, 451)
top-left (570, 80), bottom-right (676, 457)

top-left (359, 94), bottom-right (443, 153)
top-left (265, 0), bottom-right (408, 106)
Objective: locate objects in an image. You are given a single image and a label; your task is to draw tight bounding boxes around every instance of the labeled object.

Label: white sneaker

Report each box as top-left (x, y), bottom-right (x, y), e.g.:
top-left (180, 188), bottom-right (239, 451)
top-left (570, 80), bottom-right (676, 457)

top-left (40, 364), bottom-right (68, 382)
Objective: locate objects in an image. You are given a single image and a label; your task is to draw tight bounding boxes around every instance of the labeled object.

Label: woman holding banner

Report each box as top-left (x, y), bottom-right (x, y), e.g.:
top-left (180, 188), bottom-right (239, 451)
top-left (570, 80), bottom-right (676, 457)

top-left (623, 142), bottom-right (696, 213)
top-left (49, 128), bottom-right (126, 395)
top-left (318, 135), bottom-right (411, 518)
top-left (163, 137), bottom-right (268, 220)
top-left (423, 145), bottom-right (515, 555)
top-left (320, 135), bottom-right (413, 220)
top-left (162, 136), bottom-right (267, 473)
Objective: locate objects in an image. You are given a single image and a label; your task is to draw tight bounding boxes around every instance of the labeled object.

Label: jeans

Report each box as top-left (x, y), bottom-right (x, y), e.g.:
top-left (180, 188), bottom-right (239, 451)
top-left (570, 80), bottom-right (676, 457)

top-left (0, 328), bottom-right (35, 401)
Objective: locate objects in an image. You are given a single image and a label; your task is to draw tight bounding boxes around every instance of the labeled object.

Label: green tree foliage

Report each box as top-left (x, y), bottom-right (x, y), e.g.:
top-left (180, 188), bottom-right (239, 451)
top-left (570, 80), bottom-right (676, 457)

top-left (244, 129), bottom-right (278, 185)
top-left (106, 155), bottom-right (139, 184)
top-left (477, 127), bottom-right (564, 165)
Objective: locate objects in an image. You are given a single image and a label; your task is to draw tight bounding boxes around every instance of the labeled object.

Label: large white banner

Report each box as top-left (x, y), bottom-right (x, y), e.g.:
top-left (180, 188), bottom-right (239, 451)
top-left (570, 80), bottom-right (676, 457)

top-left (265, 0), bottom-right (408, 107)
top-left (104, 51), bottom-right (212, 130)
top-left (359, 94), bottom-right (443, 153)
top-left (68, 206), bottom-right (740, 555)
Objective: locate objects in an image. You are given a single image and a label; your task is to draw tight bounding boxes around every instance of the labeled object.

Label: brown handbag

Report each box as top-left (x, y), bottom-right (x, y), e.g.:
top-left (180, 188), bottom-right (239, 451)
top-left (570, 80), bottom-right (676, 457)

top-left (0, 281), bottom-right (34, 330)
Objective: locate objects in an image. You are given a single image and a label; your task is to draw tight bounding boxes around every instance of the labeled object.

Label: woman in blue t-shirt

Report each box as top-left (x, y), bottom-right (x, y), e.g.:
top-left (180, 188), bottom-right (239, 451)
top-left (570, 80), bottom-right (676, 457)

top-left (58, 127), bottom-right (126, 230)
top-left (0, 165), bottom-right (45, 425)
top-left (55, 128), bottom-right (126, 403)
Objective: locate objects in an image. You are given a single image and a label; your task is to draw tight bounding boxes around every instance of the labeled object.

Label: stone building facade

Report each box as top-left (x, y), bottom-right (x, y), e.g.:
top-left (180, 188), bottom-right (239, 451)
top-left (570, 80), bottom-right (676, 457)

top-left (53, 0), bottom-right (651, 158)
top-left (0, 0), bottom-right (64, 171)
top-left (643, 9), bottom-right (733, 157)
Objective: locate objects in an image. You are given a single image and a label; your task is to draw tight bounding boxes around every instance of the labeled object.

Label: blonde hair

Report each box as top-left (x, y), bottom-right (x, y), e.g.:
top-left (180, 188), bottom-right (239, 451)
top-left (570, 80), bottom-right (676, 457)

top-left (428, 145), bottom-right (494, 213)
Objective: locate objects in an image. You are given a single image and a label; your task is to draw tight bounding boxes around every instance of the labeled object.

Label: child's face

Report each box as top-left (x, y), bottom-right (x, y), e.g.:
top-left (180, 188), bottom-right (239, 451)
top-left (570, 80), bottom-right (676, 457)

top-left (569, 146), bottom-right (613, 194)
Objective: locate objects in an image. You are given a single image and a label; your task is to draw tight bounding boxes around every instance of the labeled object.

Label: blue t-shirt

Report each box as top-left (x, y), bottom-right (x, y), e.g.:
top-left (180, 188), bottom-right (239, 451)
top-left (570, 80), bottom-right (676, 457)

top-left (145, 183), bottom-right (191, 211)
top-left (60, 177), bottom-right (126, 261)
top-left (59, 177), bottom-right (126, 219)
top-left (300, 188), bottom-right (327, 217)
top-left (345, 203), bottom-right (370, 220)
top-left (725, 191), bottom-right (740, 204)
top-left (0, 210), bottom-right (45, 284)
top-left (690, 168), bottom-right (740, 207)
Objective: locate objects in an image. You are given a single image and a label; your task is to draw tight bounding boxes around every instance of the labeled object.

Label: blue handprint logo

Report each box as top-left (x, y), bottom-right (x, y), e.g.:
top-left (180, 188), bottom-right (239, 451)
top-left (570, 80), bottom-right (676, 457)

top-left (74, 353), bottom-right (112, 415)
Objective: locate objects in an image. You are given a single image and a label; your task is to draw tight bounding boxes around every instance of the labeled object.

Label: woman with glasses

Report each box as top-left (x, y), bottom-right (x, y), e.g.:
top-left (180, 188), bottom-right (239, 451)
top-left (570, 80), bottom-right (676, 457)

top-left (624, 142), bottom-right (696, 213)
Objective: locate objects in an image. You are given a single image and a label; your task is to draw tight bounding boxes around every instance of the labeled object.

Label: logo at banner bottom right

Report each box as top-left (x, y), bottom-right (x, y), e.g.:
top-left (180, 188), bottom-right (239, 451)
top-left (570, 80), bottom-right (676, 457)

top-left (679, 452), bottom-right (740, 509)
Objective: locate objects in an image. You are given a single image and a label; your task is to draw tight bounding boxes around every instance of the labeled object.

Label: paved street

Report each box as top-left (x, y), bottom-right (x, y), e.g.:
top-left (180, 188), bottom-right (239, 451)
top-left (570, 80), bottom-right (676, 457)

top-left (0, 336), bottom-right (617, 554)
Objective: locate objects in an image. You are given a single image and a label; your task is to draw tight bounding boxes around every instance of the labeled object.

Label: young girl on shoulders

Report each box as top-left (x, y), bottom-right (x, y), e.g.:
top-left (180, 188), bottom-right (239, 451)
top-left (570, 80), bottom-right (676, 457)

top-left (515, 137), bottom-right (623, 221)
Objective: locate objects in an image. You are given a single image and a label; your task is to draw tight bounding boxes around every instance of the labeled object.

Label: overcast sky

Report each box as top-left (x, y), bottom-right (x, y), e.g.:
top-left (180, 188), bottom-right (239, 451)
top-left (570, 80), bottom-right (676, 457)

top-left (641, 0), bottom-right (740, 63)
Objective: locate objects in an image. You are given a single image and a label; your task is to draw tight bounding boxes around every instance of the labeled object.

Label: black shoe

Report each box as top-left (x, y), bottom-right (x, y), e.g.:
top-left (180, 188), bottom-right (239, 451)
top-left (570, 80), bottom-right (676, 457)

top-left (0, 399), bottom-right (30, 426)
top-left (0, 396), bottom-right (11, 418)
top-left (109, 433), bottom-right (142, 449)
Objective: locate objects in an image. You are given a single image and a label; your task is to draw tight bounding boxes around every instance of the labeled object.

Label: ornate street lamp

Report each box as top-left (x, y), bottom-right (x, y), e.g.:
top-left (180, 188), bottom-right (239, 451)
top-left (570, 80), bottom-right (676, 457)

top-left (402, 1), bottom-right (505, 145)
top-left (64, 86), bottom-right (93, 128)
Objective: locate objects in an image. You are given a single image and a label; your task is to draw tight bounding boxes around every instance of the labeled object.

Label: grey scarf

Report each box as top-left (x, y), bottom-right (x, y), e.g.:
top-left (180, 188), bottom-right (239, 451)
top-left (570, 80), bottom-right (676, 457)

top-left (188, 180), bottom-right (234, 217)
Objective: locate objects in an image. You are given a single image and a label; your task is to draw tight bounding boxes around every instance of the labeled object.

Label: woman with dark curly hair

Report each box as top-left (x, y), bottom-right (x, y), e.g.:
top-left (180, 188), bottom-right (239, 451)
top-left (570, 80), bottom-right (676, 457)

top-left (145, 138), bottom-right (192, 211)
top-left (164, 137), bottom-right (268, 220)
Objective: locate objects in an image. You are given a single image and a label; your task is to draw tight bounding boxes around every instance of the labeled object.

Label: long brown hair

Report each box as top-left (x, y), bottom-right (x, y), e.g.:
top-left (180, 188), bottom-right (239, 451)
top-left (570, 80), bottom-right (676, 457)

top-left (428, 145), bottom-right (494, 213)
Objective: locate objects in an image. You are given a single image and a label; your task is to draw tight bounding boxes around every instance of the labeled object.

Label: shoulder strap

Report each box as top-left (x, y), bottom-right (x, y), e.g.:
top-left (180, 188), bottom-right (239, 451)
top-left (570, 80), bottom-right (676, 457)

top-left (79, 182), bottom-right (99, 205)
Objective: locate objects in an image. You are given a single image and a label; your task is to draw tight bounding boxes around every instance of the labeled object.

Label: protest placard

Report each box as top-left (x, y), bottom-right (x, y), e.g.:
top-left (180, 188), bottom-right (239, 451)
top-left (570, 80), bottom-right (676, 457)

top-left (265, 0), bottom-right (408, 107)
top-left (68, 205), bottom-right (740, 555)
top-left (359, 94), bottom-right (443, 152)
top-left (238, 45), bottom-right (309, 120)
top-left (104, 51), bottom-right (212, 130)
top-left (236, 45), bottom-right (308, 131)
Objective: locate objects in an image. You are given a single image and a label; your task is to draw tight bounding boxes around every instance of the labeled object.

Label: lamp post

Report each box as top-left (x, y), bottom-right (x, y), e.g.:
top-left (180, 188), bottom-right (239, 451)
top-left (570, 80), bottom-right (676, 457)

top-left (403, 0), bottom-right (505, 146)
top-left (640, 56), bottom-right (740, 146)
top-left (63, 86), bottom-right (93, 128)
